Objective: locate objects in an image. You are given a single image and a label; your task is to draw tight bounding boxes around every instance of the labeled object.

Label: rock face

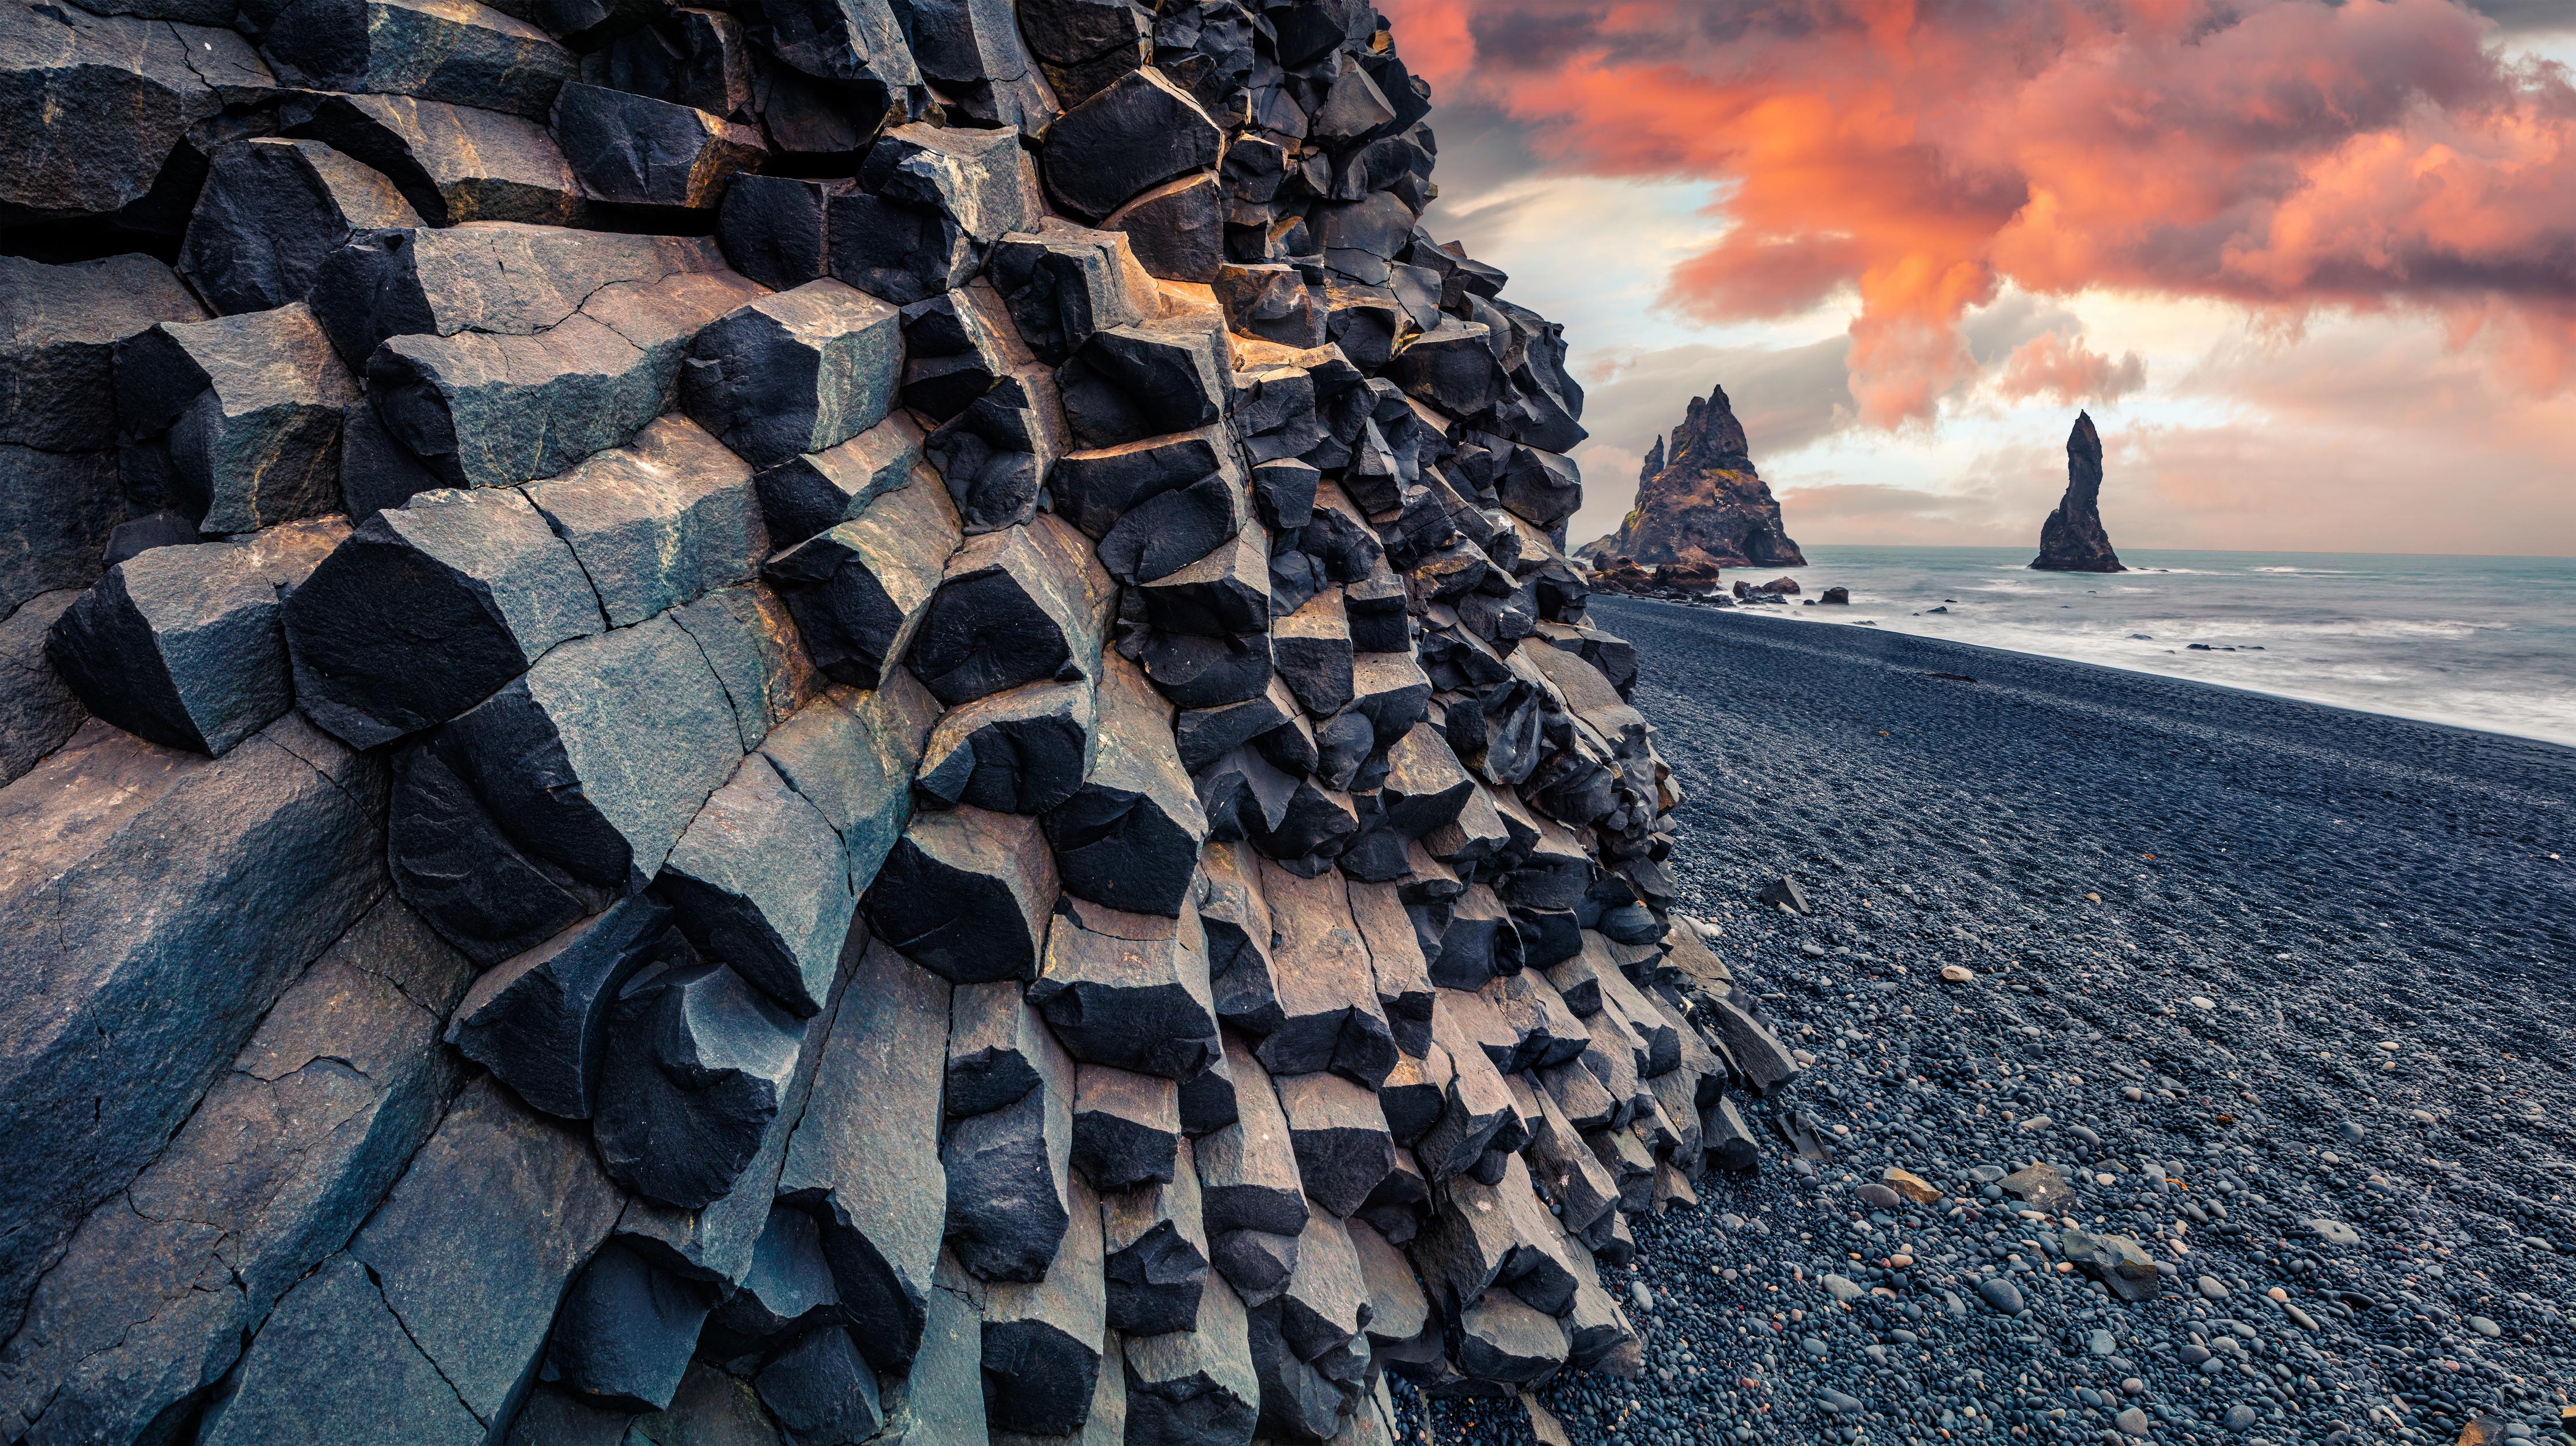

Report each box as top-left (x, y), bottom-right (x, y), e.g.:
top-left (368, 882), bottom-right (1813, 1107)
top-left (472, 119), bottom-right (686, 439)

top-left (1588, 384), bottom-right (1804, 570)
top-left (0, 2), bottom-right (1809, 1441)
top-left (2031, 411), bottom-right (2124, 572)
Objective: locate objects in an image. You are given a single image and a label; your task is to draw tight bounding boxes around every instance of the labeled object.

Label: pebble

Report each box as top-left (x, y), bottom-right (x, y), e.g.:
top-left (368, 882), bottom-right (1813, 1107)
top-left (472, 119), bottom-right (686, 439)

top-left (1630, 1281), bottom-right (1653, 1311)
top-left (2470, 1315), bottom-right (2503, 1338)
top-left (1975, 1277), bottom-right (2025, 1315)
top-left (2116, 1406), bottom-right (2151, 1436)
top-left (1941, 964), bottom-right (1975, 982)
top-left (1821, 1274), bottom-right (1863, 1303)
top-left (2196, 1275), bottom-right (2230, 1300)
top-left (2190, 996), bottom-right (2216, 1009)
top-left (2225, 1403), bottom-right (2260, 1430)
top-left (2086, 1329), bottom-right (2115, 1356)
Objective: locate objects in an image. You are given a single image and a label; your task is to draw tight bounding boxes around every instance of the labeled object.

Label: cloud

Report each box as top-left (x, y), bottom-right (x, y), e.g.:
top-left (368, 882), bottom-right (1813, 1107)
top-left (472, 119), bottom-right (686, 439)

top-left (1992, 332), bottom-right (2149, 404)
top-left (1555, 336), bottom-right (1859, 545)
top-left (1382, 0), bottom-right (2576, 426)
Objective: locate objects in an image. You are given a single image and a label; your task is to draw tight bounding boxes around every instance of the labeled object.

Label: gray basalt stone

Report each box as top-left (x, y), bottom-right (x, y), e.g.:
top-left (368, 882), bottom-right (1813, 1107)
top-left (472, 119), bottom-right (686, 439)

top-left (987, 221), bottom-right (1147, 365)
top-left (1048, 428), bottom-right (1226, 541)
top-left (904, 514), bottom-right (1113, 706)
top-left (753, 413), bottom-right (922, 547)
top-left (682, 279), bottom-right (902, 468)
top-left (867, 1251), bottom-right (988, 1446)
top-left (1057, 318), bottom-right (1227, 450)
top-left (180, 138), bottom-right (425, 315)
top-left (446, 895), bottom-right (682, 1118)
top-left (263, 0), bottom-right (578, 119)
top-left (552, 81), bottom-right (766, 209)
top-left (751, 0), bottom-right (919, 87)
top-left (923, 352), bottom-right (1069, 534)
top-left (1071, 1064), bottom-right (1182, 1190)
top-left (1195, 1034), bottom-right (1306, 1244)
top-left (44, 542), bottom-right (290, 755)
top-left (1414, 999), bottom-right (1514, 1182)
top-left (0, 590), bottom-right (81, 785)
top-left (0, 718), bottom-right (382, 1343)
top-left (866, 805), bottom-right (1058, 984)
top-left (1101, 1134), bottom-right (1208, 1336)
top-left (0, 448), bottom-right (124, 620)
top-left (1252, 859), bottom-right (1396, 1088)
top-left (521, 413), bottom-right (764, 627)
top-left (979, 1174), bottom-right (1105, 1436)
top-left (777, 938), bottom-right (953, 1372)
top-left (432, 612), bottom-right (744, 891)
top-left (1700, 1094), bottom-right (1759, 1174)
top-left (1032, 895), bottom-right (1220, 1079)
top-left (387, 737), bottom-right (613, 965)
top-left (944, 1047), bottom-right (1073, 1283)
top-left (366, 267), bottom-right (766, 489)
top-left (764, 463), bottom-right (961, 689)
top-left (1037, 66), bottom-right (1221, 223)
top-left (915, 677), bottom-right (1096, 815)
top-left (1450, 1291), bottom-right (1566, 1387)
top-left (1373, 1048), bottom-right (1448, 1152)
top-left (281, 92), bottom-right (585, 227)
top-left (670, 582), bottom-right (823, 751)
top-left (593, 961), bottom-right (804, 1209)
top-left (1275, 1071), bottom-right (1395, 1219)
top-left (1346, 879), bottom-right (1433, 1056)
top-left (1043, 649), bottom-right (1207, 917)
top-left (706, 1204), bottom-right (840, 1351)
top-left (589, 5), bottom-right (756, 115)
top-left (945, 978), bottom-right (1057, 1118)
top-left (1122, 1271), bottom-right (1256, 1446)
top-left (1, 252), bottom-right (204, 453)
top-left (757, 1325), bottom-right (885, 1443)
top-left (888, 0), bottom-right (1051, 129)
top-left (308, 222), bottom-right (725, 367)
top-left (825, 187), bottom-right (979, 308)
top-left (657, 752), bottom-right (854, 1017)
top-left (863, 122), bottom-right (1041, 246)
top-left (0, 4), bottom-right (271, 234)
top-left (1013, 0), bottom-right (1145, 106)
top-left (196, 1254), bottom-right (486, 1446)
top-left (0, 897), bottom-right (471, 1446)
top-left (1272, 587), bottom-right (1354, 716)
top-left (115, 302), bottom-right (359, 536)
top-left (343, 1076), bottom-right (628, 1428)
top-left (545, 1238), bottom-right (718, 1412)
top-left (1103, 174), bottom-right (1223, 284)
top-left (718, 173), bottom-right (846, 292)
top-left (756, 671), bottom-right (941, 891)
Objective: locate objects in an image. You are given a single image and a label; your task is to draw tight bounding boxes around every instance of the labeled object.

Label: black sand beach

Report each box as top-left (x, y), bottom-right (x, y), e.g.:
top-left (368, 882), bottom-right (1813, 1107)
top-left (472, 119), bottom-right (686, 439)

top-left (1437, 599), bottom-right (2576, 1446)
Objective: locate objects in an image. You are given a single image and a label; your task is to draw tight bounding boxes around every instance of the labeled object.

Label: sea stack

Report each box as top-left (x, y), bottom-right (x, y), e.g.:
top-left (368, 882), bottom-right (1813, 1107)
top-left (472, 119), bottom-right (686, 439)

top-left (1586, 384), bottom-right (1804, 568)
top-left (2031, 412), bottom-right (2124, 572)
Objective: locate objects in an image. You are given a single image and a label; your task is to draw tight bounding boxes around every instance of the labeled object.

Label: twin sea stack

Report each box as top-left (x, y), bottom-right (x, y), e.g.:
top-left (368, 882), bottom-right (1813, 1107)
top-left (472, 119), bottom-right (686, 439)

top-left (1585, 384), bottom-right (1802, 571)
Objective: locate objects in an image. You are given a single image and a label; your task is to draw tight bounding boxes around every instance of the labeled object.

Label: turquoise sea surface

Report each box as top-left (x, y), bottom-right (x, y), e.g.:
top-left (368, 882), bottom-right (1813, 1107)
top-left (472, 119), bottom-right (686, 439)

top-left (1737, 546), bottom-right (2576, 747)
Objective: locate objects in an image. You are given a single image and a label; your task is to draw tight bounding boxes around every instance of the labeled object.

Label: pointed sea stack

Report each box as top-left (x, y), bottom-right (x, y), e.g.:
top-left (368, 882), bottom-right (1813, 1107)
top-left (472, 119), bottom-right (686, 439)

top-left (1584, 384), bottom-right (1803, 569)
top-left (2031, 412), bottom-right (2124, 572)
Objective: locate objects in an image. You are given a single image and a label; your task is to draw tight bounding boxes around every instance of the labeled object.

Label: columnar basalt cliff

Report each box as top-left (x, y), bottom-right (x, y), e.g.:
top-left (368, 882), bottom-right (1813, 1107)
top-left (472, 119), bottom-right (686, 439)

top-left (1584, 384), bottom-right (1802, 571)
top-left (0, 3), bottom-right (1802, 1443)
top-left (2031, 411), bottom-right (2123, 572)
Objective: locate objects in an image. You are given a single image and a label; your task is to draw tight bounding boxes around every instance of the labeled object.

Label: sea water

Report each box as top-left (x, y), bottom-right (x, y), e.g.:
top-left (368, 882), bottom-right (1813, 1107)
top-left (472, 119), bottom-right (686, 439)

top-left (1742, 546), bottom-right (2576, 747)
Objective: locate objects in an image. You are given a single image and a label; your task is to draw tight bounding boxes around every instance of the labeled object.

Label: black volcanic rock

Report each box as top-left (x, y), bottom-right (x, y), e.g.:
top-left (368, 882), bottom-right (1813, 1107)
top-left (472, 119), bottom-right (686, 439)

top-left (1588, 384), bottom-right (1804, 569)
top-left (2031, 409), bottom-right (2124, 572)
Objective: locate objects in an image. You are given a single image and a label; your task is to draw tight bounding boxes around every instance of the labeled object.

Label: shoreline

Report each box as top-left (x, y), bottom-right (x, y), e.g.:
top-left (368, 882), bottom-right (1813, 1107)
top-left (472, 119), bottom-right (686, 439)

top-left (1625, 594), bottom-right (2576, 758)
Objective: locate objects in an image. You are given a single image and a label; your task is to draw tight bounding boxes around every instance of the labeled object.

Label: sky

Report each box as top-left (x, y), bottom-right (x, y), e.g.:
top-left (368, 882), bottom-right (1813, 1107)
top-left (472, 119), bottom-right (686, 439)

top-left (1378, 0), bottom-right (2576, 559)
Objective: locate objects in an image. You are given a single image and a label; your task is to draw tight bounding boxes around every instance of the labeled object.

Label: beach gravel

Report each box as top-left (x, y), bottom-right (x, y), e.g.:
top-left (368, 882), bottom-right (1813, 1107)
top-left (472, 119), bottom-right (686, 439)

top-left (1411, 601), bottom-right (2575, 1446)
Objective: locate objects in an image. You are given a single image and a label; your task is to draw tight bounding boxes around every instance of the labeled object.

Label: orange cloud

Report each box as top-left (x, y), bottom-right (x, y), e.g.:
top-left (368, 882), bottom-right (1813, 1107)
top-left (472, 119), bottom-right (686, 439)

top-left (1993, 332), bottom-right (2149, 404)
top-left (1383, 0), bottom-right (2576, 424)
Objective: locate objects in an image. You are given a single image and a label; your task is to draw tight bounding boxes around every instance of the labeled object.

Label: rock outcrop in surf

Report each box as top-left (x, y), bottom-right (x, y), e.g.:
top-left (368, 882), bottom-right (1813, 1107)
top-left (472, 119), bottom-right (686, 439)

top-left (2031, 412), bottom-right (2124, 572)
top-left (1582, 385), bottom-right (1803, 570)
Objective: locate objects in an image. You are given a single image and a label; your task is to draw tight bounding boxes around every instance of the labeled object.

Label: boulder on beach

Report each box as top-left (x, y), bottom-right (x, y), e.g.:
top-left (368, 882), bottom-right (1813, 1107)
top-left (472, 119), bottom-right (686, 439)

top-left (2031, 412), bottom-right (2124, 572)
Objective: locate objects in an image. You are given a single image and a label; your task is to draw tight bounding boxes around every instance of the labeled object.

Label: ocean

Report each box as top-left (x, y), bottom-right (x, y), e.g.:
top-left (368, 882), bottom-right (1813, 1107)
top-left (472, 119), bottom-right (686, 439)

top-left (1728, 545), bottom-right (2576, 747)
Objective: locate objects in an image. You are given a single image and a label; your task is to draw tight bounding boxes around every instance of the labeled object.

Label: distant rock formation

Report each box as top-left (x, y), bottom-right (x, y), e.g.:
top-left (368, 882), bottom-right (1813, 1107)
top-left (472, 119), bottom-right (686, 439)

top-left (2032, 412), bottom-right (2124, 572)
top-left (1582, 385), bottom-right (1804, 569)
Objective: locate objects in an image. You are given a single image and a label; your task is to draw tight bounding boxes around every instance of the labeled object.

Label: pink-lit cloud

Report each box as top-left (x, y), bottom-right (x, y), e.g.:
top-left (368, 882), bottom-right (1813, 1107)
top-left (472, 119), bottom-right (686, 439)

top-left (1381, 0), bottom-right (2576, 425)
